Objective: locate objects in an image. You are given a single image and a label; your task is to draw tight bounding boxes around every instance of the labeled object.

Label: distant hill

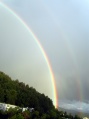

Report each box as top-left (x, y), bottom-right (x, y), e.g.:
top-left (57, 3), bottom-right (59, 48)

top-left (58, 107), bottom-right (89, 118)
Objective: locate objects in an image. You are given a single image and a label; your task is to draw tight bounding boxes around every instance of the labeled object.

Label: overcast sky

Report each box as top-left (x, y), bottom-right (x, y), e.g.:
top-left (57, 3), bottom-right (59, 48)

top-left (1, 0), bottom-right (89, 111)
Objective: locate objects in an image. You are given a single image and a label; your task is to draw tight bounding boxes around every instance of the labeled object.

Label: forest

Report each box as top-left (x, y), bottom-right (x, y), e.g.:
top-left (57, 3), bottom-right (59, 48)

top-left (0, 71), bottom-right (82, 119)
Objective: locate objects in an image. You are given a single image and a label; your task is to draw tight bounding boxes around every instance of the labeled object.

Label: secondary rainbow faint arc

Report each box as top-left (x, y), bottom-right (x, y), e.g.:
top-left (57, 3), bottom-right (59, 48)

top-left (0, 2), bottom-right (58, 108)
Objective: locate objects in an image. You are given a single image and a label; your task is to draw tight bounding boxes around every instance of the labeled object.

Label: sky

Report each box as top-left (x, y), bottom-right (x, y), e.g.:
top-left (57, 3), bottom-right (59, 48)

top-left (0, 0), bottom-right (89, 112)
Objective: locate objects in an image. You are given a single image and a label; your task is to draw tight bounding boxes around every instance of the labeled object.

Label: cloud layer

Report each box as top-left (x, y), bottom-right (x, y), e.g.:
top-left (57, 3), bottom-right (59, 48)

top-left (59, 100), bottom-right (89, 113)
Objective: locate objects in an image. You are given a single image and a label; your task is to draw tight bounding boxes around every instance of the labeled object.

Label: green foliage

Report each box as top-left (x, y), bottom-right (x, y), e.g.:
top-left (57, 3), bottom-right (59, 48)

top-left (32, 111), bottom-right (39, 119)
top-left (9, 113), bottom-right (24, 119)
top-left (22, 110), bottom-right (30, 119)
top-left (40, 114), bottom-right (47, 119)
top-left (0, 71), bottom-right (53, 113)
top-left (0, 71), bottom-right (83, 119)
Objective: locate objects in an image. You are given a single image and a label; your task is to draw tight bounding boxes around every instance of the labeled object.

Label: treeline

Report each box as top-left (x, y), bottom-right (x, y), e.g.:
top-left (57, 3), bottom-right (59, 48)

top-left (0, 71), bottom-right (82, 119)
top-left (0, 71), bottom-right (54, 113)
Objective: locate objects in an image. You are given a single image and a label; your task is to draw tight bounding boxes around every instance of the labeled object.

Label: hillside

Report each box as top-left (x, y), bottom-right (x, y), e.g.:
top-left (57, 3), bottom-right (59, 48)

top-left (0, 71), bottom-right (83, 119)
top-left (0, 71), bottom-right (54, 113)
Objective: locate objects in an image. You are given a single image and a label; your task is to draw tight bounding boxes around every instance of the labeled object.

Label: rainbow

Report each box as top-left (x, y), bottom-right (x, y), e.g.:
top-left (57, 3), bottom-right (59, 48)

top-left (0, 2), bottom-right (58, 108)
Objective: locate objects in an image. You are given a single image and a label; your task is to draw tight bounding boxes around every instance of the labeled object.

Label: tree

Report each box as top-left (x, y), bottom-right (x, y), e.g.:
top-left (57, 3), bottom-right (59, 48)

top-left (9, 113), bottom-right (24, 119)
top-left (22, 110), bottom-right (30, 119)
top-left (16, 113), bottom-right (24, 119)
top-left (5, 90), bottom-right (17, 104)
top-left (41, 114), bottom-right (46, 119)
top-left (0, 85), bottom-right (5, 102)
top-left (49, 110), bottom-right (57, 119)
top-left (32, 111), bottom-right (39, 119)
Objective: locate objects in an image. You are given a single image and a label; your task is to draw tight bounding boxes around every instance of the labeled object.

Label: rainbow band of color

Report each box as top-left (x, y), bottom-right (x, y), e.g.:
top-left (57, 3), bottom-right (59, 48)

top-left (0, 2), bottom-right (58, 108)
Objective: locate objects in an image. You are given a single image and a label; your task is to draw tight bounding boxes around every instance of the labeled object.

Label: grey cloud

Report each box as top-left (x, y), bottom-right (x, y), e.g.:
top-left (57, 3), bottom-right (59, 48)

top-left (59, 100), bottom-right (89, 113)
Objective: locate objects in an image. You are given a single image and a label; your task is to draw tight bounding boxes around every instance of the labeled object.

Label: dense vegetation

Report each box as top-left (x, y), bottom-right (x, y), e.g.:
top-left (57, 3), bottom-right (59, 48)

top-left (0, 71), bottom-right (82, 119)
